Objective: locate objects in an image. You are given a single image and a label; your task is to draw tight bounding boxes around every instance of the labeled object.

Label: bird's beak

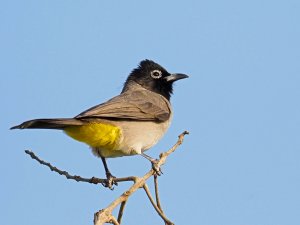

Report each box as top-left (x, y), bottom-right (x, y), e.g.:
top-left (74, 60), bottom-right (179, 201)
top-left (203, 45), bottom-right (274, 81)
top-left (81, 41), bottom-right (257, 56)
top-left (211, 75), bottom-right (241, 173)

top-left (164, 73), bottom-right (189, 82)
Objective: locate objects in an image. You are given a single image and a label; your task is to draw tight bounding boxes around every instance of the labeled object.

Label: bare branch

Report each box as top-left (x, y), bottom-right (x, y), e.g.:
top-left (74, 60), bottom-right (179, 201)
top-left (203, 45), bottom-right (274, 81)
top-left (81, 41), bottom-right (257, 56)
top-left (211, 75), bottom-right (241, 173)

top-left (117, 200), bottom-right (127, 224)
top-left (25, 131), bottom-right (189, 225)
top-left (94, 131), bottom-right (189, 225)
top-left (25, 150), bottom-right (136, 185)
top-left (154, 175), bottom-right (164, 212)
top-left (143, 184), bottom-right (174, 225)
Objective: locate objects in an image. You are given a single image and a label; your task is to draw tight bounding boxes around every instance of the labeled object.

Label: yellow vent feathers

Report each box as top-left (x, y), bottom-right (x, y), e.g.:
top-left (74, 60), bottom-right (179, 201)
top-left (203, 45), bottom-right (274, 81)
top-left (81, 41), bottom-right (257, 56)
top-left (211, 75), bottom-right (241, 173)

top-left (64, 123), bottom-right (121, 150)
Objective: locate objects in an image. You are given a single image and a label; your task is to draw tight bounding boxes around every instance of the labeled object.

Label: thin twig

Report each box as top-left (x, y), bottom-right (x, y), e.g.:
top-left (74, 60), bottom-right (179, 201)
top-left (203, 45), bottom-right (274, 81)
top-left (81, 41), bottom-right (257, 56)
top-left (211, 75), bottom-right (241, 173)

top-left (25, 150), bottom-right (136, 185)
top-left (157, 131), bottom-right (189, 169)
top-left (154, 175), bottom-right (168, 225)
top-left (143, 184), bottom-right (174, 225)
top-left (154, 175), bottom-right (163, 213)
top-left (117, 200), bottom-right (127, 224)
top-left (25, 150), bottom-right (106, 184)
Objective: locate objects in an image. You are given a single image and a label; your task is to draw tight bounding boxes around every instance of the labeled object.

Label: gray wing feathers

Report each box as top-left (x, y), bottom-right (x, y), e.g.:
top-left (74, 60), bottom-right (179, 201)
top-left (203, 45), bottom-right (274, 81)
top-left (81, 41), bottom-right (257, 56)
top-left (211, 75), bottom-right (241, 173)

top-left (76, 90), bottom-right (171, 122)
top-left (11, 89), bottom-right (171, 130)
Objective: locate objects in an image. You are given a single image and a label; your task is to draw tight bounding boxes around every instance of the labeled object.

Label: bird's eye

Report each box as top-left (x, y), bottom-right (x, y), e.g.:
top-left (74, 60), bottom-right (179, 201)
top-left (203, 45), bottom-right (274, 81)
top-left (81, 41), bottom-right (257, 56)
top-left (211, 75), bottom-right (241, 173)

top-left (150, 70), bottom-right (162, 79)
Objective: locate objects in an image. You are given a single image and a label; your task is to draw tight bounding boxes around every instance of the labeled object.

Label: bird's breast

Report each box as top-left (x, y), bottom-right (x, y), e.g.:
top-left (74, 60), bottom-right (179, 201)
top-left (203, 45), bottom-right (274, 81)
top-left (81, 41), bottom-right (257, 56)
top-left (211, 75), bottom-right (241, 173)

top-left (113, 118), bottom-right (172, 156)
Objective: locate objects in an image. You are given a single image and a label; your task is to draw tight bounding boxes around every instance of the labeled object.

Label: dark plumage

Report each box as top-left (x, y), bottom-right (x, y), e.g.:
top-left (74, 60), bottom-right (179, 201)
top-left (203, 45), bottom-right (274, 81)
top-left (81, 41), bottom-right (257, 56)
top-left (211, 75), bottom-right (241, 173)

top-left (123, 60), bottom-right (173, 100)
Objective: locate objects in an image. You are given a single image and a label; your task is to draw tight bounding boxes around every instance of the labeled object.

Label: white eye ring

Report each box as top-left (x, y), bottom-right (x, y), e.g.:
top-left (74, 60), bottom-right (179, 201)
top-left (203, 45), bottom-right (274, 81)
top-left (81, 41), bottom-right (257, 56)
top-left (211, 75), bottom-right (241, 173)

top-left (150, 70), bottom-right (162, 79)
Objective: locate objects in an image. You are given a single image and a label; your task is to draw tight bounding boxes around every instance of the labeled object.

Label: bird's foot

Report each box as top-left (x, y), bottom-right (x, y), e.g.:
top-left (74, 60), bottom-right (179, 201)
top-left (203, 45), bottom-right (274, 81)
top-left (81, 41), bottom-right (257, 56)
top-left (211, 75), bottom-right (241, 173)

top-left (150, 159), bottom-right (163, 176)
top-left (102, 172), bottom-right (118, 190)
top-left (141, 153), bottom-right (163, 176)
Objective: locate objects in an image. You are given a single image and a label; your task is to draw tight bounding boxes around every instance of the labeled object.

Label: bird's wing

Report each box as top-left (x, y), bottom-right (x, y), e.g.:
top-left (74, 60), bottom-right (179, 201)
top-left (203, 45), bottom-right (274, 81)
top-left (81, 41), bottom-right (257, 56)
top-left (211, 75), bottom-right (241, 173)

top-left (75, 90), bottom-right (171, 122)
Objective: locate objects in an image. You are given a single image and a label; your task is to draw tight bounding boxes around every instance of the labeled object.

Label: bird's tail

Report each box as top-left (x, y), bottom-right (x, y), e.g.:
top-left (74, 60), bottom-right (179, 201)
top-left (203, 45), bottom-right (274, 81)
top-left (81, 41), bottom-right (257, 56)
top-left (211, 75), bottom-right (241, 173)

top-left (10, 118), bottom-right (84, 130)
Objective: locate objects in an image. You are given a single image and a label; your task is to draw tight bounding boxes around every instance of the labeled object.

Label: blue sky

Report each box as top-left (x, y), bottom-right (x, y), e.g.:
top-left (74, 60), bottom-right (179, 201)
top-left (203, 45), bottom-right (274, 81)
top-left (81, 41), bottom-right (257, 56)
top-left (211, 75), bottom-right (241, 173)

top-left (1, 0), bottom-right (300, 224)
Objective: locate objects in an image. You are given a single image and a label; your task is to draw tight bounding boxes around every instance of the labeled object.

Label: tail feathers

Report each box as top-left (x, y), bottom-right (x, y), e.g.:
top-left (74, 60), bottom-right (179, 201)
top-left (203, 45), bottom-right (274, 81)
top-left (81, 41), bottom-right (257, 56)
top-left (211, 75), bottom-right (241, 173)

top-left (10, 118), bottom-right (84, 130)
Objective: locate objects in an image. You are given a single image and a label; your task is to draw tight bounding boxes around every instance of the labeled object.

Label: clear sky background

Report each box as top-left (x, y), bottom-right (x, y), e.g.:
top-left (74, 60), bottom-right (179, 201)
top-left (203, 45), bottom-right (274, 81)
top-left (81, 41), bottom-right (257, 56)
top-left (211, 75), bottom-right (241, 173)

top-left (1, 0), bottom-right (300, 225)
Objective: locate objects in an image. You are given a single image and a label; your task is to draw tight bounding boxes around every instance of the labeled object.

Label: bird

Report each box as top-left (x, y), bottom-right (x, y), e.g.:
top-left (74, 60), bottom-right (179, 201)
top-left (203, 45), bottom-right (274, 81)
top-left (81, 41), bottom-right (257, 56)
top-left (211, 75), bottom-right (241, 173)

top-left (11, 59), bottom-right (188, 188)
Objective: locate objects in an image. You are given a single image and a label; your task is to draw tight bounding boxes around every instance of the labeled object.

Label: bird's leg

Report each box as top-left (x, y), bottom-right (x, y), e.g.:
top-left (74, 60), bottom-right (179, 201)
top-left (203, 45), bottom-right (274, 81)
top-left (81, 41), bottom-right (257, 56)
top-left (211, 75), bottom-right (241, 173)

top-left (101, 157), bottom-right (117, 189)
top-left (141, 153), bottom-right (162, 175)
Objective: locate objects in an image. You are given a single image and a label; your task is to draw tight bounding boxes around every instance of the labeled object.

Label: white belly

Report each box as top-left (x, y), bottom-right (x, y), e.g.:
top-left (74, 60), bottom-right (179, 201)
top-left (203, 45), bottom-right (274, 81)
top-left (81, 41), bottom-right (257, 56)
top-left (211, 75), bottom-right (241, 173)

top-left (93, 119), bottom-right (171, 158)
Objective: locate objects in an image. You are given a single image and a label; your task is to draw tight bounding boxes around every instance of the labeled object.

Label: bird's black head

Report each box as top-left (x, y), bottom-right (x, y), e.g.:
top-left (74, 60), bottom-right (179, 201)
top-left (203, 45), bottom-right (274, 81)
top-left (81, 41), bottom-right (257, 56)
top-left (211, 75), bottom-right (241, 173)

top-left (123, 60), bottom-right (188, 100)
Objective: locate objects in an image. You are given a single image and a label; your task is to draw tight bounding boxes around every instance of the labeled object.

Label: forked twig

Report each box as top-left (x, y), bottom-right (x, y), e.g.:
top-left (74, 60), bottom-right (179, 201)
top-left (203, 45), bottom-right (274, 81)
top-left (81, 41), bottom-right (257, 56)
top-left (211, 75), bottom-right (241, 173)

top-left (25, 131), bottom-right (189, 225)
top-left (109, 216), bottom-right (120, 225)
top-left (94, 131), bottom-right (189, 225)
